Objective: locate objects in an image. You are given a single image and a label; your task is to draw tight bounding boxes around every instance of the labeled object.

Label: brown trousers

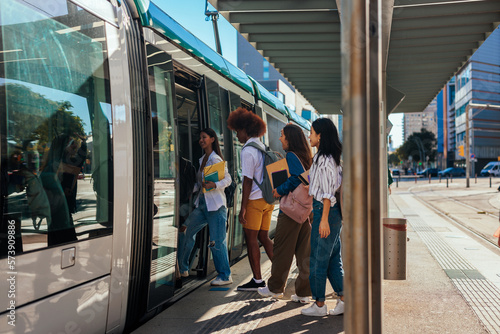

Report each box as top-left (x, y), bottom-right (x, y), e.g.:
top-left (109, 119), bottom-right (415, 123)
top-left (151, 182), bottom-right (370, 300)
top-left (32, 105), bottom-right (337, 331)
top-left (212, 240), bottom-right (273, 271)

top-left (268, 212), bottom-right (312, 297)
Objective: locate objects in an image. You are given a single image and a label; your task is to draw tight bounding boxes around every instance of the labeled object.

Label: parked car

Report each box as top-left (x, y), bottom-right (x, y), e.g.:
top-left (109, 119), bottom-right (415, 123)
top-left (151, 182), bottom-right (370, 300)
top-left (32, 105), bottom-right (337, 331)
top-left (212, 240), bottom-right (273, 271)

top-left (417, 168), bottom-right (439, 177)
top-left (438, 167), bottom-right (465, 177)
top-left (391, 168), bottom-right (401, 176)
top-left (480, 161), bottom-right (500, 177)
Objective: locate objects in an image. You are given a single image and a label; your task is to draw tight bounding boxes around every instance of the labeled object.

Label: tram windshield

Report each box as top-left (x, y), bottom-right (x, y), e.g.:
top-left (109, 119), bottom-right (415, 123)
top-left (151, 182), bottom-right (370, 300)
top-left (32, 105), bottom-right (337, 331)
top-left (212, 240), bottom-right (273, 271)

top-left (0, 0), bottom-right (113, 255)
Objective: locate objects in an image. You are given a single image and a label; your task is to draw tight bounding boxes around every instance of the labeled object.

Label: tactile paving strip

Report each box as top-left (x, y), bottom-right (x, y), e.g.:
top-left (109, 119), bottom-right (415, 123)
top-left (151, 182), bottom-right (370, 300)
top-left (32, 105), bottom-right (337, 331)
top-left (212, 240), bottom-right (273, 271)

top-left (407, 214), bottom-right (500, 334)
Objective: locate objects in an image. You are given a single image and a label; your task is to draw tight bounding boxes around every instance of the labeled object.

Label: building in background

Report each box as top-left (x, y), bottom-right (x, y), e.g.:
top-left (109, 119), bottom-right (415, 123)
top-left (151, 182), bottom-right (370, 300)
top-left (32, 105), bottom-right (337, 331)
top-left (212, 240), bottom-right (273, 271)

top-left (445, 78), bottom-right (456, 168)
top-left (419, 27), bottom-right (500, 174)
top-left (403, 98), bottom-right (437, 142)
top-left (453, 27), bottom-right (500, 174)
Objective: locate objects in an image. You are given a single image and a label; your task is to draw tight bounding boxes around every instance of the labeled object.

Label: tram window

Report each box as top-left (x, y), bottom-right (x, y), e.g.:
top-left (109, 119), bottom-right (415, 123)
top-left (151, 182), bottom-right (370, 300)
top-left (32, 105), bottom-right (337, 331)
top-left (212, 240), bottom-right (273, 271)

top-left (266, 115), bottom-right (286, 157)
top-left (206, 79), bottom-right (224, 145)
top-left (0, 0), bottom-right (113, 256)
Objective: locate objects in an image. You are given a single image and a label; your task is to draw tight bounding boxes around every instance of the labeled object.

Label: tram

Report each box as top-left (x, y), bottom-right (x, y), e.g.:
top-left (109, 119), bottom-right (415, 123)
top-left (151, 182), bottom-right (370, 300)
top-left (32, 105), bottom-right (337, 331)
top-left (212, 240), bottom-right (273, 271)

top-left (0, 0), bottom-right (311, 332)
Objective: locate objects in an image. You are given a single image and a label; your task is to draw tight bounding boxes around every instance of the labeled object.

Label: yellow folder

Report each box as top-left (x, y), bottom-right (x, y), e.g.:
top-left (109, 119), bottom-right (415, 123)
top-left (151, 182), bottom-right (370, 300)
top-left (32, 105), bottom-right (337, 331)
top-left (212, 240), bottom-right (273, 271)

top-left (203, 161), bottom-right (225, 192)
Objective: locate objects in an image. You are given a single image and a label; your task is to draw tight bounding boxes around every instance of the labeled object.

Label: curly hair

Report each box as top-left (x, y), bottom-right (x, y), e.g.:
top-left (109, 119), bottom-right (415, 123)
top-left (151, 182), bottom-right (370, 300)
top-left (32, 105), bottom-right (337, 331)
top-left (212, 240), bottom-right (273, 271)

top-left (226, 107), bottom-right (266, 138)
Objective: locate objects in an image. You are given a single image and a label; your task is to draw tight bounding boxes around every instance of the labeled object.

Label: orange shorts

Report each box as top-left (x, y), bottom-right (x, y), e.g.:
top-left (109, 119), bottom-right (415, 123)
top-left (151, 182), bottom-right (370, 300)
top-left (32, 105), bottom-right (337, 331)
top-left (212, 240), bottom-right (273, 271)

top-left (244, 198), bottom-right (274, 231)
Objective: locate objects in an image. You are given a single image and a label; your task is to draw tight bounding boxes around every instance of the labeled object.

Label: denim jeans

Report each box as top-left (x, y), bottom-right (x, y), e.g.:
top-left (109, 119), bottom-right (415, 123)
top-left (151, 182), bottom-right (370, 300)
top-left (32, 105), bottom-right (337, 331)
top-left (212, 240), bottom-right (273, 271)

top-left (178, 194), bottom-right (231, 280)
top-left (309, 199), bottom-right (344, 302)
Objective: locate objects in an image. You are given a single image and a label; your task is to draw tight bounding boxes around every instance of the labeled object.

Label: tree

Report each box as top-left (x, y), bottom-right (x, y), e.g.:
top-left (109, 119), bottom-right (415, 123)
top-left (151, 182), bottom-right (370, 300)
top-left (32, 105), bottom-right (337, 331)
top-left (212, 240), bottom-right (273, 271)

top-left (388, 153), bottom-right (400, 166)
top-left (396, 128), bottom-right (437, 163)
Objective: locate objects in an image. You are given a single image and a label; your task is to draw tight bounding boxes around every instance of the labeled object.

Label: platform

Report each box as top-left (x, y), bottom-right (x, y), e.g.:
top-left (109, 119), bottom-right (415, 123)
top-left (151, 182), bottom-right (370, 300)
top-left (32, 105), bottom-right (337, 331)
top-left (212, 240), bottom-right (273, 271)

top-left (133, 180), bottom-right (500, 334)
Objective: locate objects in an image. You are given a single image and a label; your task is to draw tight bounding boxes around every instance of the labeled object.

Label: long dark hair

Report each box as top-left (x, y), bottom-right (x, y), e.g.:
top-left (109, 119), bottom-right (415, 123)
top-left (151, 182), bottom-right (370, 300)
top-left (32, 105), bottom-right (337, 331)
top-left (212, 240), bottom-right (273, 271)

top-left (311, 118), bottom-right (342, 166)
top-left (200, 128), bottom-right (223, 161)
top-left (283, 124), bottom-right (312, 170)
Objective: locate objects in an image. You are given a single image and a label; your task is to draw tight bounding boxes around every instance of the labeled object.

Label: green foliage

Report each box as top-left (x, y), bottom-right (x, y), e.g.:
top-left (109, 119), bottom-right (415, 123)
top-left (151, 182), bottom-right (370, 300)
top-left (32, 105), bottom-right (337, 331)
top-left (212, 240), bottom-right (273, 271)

top-left (397, 128), bottom-right (437, 163)
top-left (388, 153), bottom-right (400, 166)
top-left (2, 83), bottom-right (84, 151)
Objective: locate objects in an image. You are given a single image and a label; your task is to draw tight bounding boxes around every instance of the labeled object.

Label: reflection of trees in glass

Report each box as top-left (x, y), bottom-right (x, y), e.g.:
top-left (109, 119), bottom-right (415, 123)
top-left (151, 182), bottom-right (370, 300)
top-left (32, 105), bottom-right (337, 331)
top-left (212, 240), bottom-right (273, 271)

top-left (2, 83), bottom-right (85, 149)
top-left (34, 101), bottom-right (85, 147)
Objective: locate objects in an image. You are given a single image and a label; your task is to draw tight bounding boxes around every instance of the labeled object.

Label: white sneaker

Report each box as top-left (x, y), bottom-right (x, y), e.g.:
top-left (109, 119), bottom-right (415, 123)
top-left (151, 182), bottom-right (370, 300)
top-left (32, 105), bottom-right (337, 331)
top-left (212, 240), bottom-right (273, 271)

top-left (257, 286), bottom-right (283, 298)
top-left (180, 271), bottom-right (189, 277)
top-left (301, 302), bottom-right (328, 317)
top-left (291, 294), bottom-right (310, 303)
top-left (329, 300), bottom-right (345, 315)
top-left (211, 276), bottom-right (233, 286)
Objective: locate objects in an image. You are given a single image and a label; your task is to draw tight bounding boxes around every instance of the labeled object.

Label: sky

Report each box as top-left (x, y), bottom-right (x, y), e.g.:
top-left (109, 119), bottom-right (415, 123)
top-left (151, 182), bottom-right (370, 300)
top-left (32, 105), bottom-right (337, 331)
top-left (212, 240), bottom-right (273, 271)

top-left (389, 113), bottom-right (404, 149)
top-left (153, 0), bottom-right (405, 148)
top-left (154, 0), bottom-right (238, 65)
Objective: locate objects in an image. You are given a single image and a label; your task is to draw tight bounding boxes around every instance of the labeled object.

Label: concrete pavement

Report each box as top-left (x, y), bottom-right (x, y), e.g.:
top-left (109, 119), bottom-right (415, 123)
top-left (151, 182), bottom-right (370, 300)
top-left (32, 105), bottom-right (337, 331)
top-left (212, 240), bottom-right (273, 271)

top-left (133, 177), bottom-right (500, 333)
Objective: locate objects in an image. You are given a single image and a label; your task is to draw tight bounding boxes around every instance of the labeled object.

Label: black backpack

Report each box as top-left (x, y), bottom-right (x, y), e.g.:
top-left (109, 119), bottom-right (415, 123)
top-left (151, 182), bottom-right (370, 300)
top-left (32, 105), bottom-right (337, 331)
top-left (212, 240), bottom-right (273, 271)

top-left (245, 142), bottom-right (283, 205)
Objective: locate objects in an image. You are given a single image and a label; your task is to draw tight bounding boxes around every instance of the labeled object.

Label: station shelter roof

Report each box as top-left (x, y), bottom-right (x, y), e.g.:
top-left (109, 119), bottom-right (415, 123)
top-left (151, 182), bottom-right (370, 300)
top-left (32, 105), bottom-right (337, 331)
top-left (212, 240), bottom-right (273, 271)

top-left (208, 0), bottom-right (500, 115)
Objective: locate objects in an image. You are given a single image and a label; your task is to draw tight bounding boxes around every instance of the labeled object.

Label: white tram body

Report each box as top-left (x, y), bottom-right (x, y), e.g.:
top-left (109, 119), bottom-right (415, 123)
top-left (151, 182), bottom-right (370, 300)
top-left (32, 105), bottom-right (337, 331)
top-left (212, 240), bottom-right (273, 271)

top-left (0, 0), bottom-right (311, 332)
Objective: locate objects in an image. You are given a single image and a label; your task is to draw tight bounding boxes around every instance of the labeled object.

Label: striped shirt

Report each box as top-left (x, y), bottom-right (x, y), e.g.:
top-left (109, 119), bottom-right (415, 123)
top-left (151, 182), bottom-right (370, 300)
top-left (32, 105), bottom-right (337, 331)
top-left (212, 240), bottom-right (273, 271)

top-left (309, 154), bottom-right (342, 206)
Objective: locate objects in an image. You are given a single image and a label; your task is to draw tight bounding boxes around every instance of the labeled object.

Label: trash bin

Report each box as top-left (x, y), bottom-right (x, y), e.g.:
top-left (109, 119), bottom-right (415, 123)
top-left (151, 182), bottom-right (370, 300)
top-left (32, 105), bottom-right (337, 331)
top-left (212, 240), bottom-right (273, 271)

top-left (383, 218), bottom-right (407, 280)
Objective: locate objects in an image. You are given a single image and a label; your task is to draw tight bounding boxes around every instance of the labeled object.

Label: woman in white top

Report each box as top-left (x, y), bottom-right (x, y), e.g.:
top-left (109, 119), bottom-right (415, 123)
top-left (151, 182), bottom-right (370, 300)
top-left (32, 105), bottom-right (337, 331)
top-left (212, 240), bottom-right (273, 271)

top-left (177, 128), bottom-right (233, 286)
top-left (301, 118), bottom-right (345, 317)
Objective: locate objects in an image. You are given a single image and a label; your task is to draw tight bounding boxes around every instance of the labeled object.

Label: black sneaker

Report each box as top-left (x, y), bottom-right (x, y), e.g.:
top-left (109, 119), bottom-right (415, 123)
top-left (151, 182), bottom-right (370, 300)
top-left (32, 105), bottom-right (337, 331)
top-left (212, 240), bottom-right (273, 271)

top-left (237, 279), bottom-right (266, 291)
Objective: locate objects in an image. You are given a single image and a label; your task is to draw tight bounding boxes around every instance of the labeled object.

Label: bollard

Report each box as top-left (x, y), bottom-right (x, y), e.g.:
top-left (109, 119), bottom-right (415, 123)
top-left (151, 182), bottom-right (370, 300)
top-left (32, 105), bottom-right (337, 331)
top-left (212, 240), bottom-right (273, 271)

top-left (475, 174), bottom-right (477, 184)
top-left (439, 175), bottom-right (441, 183)
top-left (450, 174), bottom-right (453, 183)
top-left (415, 176), bottom-right (417, 183)
top-left (396, 178), bottom-right (398, 188)
top-left (490, 175), bottom-right (492, 188)
top-left (446, 177), bottom-right (449, 188)
top-left (428, 174), bottom-right (431, 184)
top-left (383, 218), bottom-right (407, 280)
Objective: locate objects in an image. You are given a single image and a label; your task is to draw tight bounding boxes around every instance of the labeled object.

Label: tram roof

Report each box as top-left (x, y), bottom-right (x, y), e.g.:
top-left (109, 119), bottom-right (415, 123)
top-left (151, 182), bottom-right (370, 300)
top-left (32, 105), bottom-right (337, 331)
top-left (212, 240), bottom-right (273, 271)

top-left (208, 0), bottom-right (500, 115)
top-left (248, 77), bottom-right (289, 117)
top-left (131, 0), bottom-right (255, 95)
top-left (286, 107), bottom-right (312, 131)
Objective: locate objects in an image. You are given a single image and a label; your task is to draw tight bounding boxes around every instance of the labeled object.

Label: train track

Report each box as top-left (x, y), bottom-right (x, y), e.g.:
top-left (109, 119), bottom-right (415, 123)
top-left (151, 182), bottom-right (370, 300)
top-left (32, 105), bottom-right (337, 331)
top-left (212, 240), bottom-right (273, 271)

top-left (408, 185), bottom-right (499, 248)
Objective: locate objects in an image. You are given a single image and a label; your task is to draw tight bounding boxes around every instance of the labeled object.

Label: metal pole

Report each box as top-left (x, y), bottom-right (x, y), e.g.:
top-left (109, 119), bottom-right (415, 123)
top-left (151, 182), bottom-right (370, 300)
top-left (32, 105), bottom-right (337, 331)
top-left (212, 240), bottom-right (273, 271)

top-left (205, 1), bottom-right (222, 55)
top-left (369, 0), bottom-right (383, 332)
top-left (464, 103), bottom-right (500, 187)
top-left (466, 105), bottom-right (470, 188)
top-left (341, 0), bottom-right (374, 332)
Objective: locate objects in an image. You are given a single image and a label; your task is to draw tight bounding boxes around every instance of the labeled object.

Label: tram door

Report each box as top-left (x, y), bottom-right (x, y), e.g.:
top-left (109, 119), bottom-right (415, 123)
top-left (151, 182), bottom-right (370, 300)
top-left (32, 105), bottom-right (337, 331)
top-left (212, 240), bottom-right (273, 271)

top-left (174, 69), bottom-right (203, 278)
top-left (145, 44), bottom-right (179, 308)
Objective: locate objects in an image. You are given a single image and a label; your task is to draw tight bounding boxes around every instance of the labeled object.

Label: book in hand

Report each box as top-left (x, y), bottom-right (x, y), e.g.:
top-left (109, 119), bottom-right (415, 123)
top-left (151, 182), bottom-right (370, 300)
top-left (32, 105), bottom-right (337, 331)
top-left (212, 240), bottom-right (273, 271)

top-left (203, 170), bottom-right (219, 192)
top-left (271, 169), bottom-right (288, 189)
top-left (298, 170), bottom-right (310, 185)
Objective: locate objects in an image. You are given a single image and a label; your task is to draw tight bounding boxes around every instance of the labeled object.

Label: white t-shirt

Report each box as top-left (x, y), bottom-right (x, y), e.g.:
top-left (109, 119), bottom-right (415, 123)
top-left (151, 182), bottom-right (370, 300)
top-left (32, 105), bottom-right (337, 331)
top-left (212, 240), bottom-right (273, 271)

top-left (241, 137), bottom-right (265, 200)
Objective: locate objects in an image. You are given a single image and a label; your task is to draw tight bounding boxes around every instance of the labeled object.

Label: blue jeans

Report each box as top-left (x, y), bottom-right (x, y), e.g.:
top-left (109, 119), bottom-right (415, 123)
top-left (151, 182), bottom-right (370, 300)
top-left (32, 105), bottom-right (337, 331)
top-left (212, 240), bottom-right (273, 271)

top-left (178, 195), bottom-right (231, 280)
top-left (309, 199), bottom-right (344, 302)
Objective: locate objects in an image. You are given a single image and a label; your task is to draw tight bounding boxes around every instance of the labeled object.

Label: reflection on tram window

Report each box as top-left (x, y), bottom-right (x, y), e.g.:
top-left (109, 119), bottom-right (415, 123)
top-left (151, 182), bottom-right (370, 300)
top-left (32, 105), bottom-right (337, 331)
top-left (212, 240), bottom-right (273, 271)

top-left (0, 0), bottom-right (113, 256)
top-left (147, 43), bottom-right (178, 308)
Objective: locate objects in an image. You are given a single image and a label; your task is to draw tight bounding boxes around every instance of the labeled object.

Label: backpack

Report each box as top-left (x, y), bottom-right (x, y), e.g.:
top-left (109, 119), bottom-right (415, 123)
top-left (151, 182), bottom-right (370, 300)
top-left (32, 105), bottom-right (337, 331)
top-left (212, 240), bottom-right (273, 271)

top-left (245, 142), bottom-right (283, 205)
top-left (224, 175), bottom-right (237, 208)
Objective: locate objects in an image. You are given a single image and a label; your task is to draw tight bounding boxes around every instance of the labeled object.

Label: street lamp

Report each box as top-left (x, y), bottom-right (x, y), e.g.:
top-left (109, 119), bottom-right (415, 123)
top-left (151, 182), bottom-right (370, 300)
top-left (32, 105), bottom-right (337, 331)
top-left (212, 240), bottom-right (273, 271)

top-left (464, 103), bottom-right (500, 187)
top-left (412, 136), bottom-right (425, 169)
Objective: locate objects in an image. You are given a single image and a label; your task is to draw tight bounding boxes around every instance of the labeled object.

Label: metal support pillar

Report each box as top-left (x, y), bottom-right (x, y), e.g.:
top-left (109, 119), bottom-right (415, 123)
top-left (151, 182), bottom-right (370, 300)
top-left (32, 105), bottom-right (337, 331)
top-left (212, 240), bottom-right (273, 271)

top-left (341, 0), bottom-right (382, 333)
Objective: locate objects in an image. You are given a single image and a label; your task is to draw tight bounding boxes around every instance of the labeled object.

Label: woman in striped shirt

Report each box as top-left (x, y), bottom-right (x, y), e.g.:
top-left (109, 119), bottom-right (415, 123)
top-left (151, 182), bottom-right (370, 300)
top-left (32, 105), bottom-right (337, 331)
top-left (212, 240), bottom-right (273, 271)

top-left (301, 118), bottom-right (344, 317)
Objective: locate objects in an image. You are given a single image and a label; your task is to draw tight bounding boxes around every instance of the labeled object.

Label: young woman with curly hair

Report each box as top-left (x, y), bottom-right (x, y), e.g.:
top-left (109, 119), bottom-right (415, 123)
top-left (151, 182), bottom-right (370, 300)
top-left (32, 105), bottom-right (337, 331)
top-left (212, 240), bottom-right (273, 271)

top-left (227, 107), bottom-right (274, 291)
